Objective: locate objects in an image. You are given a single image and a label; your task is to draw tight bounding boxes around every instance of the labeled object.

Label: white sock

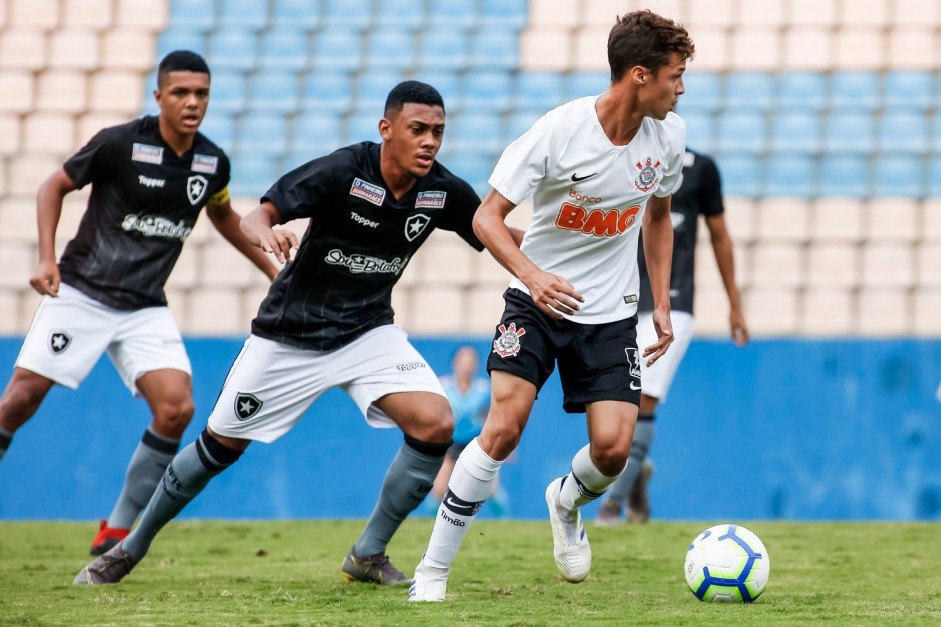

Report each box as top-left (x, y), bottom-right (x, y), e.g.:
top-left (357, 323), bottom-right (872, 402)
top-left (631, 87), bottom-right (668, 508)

top-left (558, 444), bottom-right (624, 511)
top-left (423, 438), bottom-right (501, 569)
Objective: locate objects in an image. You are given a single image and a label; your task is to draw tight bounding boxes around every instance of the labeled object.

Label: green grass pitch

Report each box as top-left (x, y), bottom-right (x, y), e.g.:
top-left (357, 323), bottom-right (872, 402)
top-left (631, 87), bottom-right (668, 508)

top-left (1, 519), bottom-right (939, 625)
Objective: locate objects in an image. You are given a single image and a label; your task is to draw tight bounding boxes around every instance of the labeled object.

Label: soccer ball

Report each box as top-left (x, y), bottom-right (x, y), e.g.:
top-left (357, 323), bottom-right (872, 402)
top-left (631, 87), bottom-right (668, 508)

top-left (684, 523), bottom-right (770, 603)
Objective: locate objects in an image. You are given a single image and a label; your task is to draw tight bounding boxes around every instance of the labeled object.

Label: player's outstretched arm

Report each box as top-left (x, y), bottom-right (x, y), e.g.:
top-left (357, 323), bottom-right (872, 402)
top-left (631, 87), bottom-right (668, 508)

top-left (705, 213), bottom-right (748, 347)
top-left (473, 189), bottom-right (583, 319)
top-left (238, 201), bottom-right (299, 265)
top-left (642, 194), bottom-right (674, 365)
top-left (206, 193), bottom-right (280, 280)
top-left (31, 168), bottom-right (76, 297)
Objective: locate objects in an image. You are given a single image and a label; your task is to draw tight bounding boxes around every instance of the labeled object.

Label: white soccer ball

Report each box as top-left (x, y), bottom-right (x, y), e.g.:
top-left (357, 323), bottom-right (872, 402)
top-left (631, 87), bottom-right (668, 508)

top-left (684, 523), bottom-right (770, 603)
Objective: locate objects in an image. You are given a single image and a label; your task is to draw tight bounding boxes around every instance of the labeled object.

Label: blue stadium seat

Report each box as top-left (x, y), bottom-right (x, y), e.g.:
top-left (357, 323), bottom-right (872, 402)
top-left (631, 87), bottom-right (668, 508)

top-left (513, 72), bottom-right (565, 112)
top-left (247, 70), bottom-right (299, 113)
top-left (877, 110), bottom-right (930, 155)
top-left (271, 0), bottom-right (322, 30)
top-left (355, 70), bottom-right (408, 110)
top-left (829, 71), bottom-right (881, 112)
top-left (724, 72), bottom-right (775, 112)
top-left (364, 27), bottom-right (416, 71)
top-left (468, 27), bottom-right (519, 70)
top-left (715, 109), bottom-right (767, 154)
top-left (928, 155), bottom-right (941, 197)
top-left (823, 110), bottom-right (876, 154)
top-left (311, 30), bottom-right (363, 71)
top-left (679, 72), bottom-right (722, 113)
top-left (301, 70), bottom-right (354, 114)
top-left (505, 108), bottom-right (545, 141)
top-left (448, 112), bottom-right (504, 153)
top-left (169, 0), bottom-right (216, 30)
top-left (565, 71), bottom-right (609, 100)
top-left (870, 153), bottom-right (926, 198)
top-left (714, 153), bottom-right (762, 198)
top-left (157, 29), bottom-right (207, 58)
top-left (346, 108), bottom-right (382, 144)
top-left (208, 70), bottom-right (247, 114)
top-left (236, 114), bottom-right (289, 155)
top-left (883, 71), bottom-right (936, 111)
top-left (416, 29), bottom-right (468, 71)
top-left (438, 152), bottom-right (496, 195)
top-left (461, 70), bottom-right (513, 112)
top-left (257, 27), bottom-right (310, 70)
top-left (428, 0), bottom-right (478, 27)
top-left (323, 0), bottom-right (373, 30)
top-left (764, 154), bottom-right (817, 197)
top-left (218, 0), bottom-right (269, 29)
top-left (480, 0), bottom-right (528, 28)
top-left (230, 152), bottom-right (281, 197)
top-left (198, 113), bottom-right (236, 153)
top-left (207, 28), bottom-right (257, 71)
top-left (818, 155), bottom-right (870, 197)
top-left (410, 70), bottom-right (460, 110)
top-left (291, 112), bottom-right (345, 154)
top-left (770, 110), bottom-right (822, 154)
top-left (375, 0), bottom-right (426, 28)
top-left (776, 72), bottom-right (827, 112)
top-left (682, 110), bottom-right (716, 155)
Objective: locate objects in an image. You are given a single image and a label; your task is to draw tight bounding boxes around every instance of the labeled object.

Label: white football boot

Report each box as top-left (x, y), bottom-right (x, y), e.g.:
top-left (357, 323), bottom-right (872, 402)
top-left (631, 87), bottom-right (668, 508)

top-left (408, 556), bottom-right (449, 602)
top-left (545, 477), bottom-right (592, 582)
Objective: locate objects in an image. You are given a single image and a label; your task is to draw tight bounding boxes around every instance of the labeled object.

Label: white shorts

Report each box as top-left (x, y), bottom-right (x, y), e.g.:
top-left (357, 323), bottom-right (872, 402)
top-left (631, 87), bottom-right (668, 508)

top-left (636, 311), bottom-right (695, 403)
top-left (207, 325), bottom-right (447, 444)
top-left (15, 283), bottom-right (191, 397)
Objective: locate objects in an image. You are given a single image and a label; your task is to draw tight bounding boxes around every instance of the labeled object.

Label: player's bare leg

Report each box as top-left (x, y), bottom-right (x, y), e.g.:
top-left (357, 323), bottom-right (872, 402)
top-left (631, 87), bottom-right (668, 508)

top-left (596, 393), bottom-right (656, 526)
top-left (343, 391), bottom-right (453, 586)
top-left (90, 369), bottom-right (195, 555)
top-left (0, 368), bottom-right (55, 462)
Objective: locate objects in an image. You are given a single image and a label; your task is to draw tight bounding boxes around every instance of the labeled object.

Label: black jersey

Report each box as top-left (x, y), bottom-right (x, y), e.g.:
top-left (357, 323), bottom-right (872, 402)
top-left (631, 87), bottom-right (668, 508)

top-left (59, 115), bottom-right (230, 310)
top-left (252, 141), bottom-right (483, 351)
top-left (638, 149), bottom-right (724, 314)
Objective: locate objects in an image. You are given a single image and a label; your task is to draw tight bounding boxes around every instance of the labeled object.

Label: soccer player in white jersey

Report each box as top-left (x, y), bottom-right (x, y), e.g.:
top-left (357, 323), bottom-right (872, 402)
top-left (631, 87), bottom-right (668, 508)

top-left (409, 11), bottom-right (695, 601)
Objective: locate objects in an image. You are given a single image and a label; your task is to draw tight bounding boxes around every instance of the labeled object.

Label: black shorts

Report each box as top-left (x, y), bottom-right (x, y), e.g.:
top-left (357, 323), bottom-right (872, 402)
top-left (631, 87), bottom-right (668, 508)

top-left (487, 289), bottom-right (641, 414)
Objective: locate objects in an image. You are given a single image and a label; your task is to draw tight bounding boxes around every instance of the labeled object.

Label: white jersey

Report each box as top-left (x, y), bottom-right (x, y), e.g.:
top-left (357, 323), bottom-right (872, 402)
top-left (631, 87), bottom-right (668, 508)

top-left (489, 96), bottom-right (686, 324)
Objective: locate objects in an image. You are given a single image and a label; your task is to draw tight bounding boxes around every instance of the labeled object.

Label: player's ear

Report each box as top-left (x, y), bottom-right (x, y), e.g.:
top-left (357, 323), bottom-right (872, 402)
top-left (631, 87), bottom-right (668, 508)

top-left (630, 66), bottom-right (647, 86)
top-left (378, 117), bottom-right (393, 140)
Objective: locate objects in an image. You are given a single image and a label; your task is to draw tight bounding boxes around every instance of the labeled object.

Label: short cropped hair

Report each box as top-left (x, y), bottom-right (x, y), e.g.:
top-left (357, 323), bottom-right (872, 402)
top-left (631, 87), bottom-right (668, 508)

top-left (607, 10), bottom-right (695, 83)
top-left (384, 80), bottom-right (445, 117)
top-left (157, 50), bottom-right (211, 87)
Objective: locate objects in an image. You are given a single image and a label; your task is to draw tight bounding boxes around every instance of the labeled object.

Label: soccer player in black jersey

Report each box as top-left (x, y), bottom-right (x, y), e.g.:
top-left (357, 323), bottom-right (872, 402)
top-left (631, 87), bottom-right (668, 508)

top-left (0, 51), bottom-right (276, 555)
top-left (75, 80), bottom-right (518, 587)
top-left (595, 148), bottom-right (749, 526)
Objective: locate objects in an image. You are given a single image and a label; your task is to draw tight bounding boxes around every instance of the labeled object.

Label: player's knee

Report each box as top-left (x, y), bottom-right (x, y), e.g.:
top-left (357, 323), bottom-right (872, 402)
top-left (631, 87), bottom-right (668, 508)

top-left (592, 443), bottom-right (630, 476)
top-left (480, 418), bottom-right (523, 459)
top-left (404, 403), bottom-right (454, 443)
top-left (152, 396), bottom-right (195, 435)
top-left (419, 412), bottom-right (454, 444)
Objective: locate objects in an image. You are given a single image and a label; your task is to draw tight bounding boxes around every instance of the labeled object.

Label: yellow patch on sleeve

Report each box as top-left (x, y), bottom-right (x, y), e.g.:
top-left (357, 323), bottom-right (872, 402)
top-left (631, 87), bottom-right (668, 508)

top-left (208, 186), bottom-right (230, 206)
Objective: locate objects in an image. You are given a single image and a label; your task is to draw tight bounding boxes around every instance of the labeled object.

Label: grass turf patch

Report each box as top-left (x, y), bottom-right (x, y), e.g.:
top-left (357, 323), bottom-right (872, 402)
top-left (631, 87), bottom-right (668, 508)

top-left (1, 519), bottom-right (940, 626)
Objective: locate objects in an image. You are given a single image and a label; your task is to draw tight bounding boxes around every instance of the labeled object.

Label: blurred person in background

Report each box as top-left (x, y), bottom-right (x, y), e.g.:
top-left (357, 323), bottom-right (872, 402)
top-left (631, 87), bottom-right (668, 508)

top-left (428, 345), bottom-right (510, 517)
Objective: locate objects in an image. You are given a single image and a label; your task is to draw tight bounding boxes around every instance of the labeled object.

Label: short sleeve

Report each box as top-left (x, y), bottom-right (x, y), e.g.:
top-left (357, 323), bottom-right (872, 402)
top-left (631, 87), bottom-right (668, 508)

top-left (695, 154), bottom-right (725, 217)
top-left (435, 177), bottom-right (484, 251)
top-left (654, 114), bottom-right (687, 198)
top-left (487, 113), bottom-right (554, 205)
top-left (62, 127), bottom-right (117, 189)
top-left (261, 151), bottom-right (346, 223)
